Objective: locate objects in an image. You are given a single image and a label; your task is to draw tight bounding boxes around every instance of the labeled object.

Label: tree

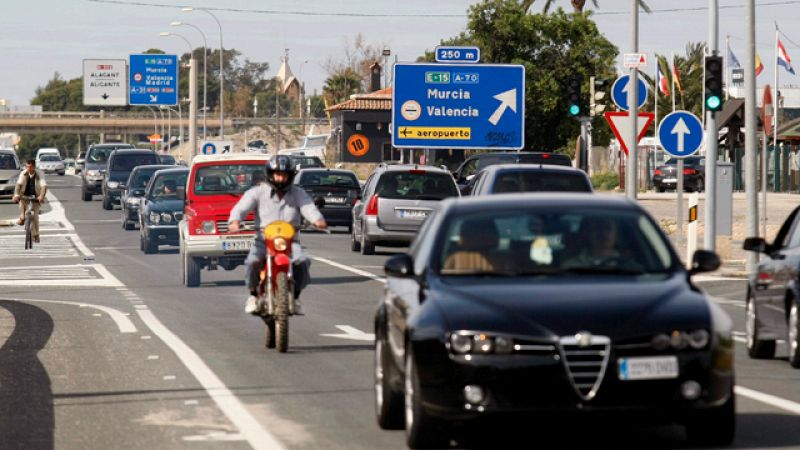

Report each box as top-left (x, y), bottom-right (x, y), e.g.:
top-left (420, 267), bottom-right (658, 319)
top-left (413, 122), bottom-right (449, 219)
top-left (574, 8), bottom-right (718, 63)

top-left (324, 34), bottom-right (387, 96)
top-left (323, 68), bottom-right (362, 106)
top-left (642, 42), bottom-right (705, 119)
top-left (434, 1), bottom-right (618, 152)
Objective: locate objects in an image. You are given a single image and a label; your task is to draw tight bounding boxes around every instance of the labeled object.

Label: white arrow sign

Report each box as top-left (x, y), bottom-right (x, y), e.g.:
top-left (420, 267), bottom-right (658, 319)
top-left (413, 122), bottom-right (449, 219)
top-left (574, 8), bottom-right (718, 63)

top-left (488, 89), bottom-right (517, 125)
top-left (671, 118), bottom-right (691, 153)
top-left (321, 325), bottom-right (375, 341)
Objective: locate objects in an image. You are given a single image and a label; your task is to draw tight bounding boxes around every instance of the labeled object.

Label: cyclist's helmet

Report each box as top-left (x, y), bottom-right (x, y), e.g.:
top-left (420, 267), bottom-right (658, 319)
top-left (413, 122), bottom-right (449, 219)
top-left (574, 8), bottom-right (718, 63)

top-left (266, 155), bottom-right (297, 193)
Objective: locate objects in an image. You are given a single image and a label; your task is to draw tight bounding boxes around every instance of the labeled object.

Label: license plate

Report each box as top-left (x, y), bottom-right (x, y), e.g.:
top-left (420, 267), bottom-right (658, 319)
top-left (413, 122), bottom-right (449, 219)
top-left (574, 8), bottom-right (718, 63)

top-left (325, 197), bottom-right (346, 204)
top-left (662, 178), bottom-right (677, 183)
top-left (222, 240), bottom-right (253, 251)
top-left (398, 209), bottom-right (429, 219)
top-left (618, 356), bottom-right (679, 381)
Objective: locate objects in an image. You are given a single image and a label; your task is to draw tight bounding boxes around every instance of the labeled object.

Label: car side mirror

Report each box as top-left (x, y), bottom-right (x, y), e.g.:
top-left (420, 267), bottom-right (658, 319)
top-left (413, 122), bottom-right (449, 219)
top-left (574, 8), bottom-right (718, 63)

top-left (384, 254), bottom-right (414, 278)
top-left (689, 250), bottom-right (721, 275)
top-left (743, 237), bottom-right (767, 254)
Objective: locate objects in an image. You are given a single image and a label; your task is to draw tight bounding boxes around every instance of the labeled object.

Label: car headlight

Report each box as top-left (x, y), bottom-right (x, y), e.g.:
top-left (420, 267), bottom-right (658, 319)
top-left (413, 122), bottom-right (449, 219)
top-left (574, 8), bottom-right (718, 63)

top-left (107, 181), bottom-right (119, 189)
top-left (273, 237), bottom-right (288, 251)
top-left (161, 212), bottom-right (173, 223)
top-left (448, 332), bottom-right (514, 355)
top-left (688, 329), bottom-right (710, 349)
top-left (126, 197), bottom-right (140, 205)
top-left (85, 170), bottom-right (98, 177)
top-left (201, 220), bottom-right (215, 234)
top-left (651, 329), bottom-right (708, 350)
top-left (149, 212), bottom-right (160, 224)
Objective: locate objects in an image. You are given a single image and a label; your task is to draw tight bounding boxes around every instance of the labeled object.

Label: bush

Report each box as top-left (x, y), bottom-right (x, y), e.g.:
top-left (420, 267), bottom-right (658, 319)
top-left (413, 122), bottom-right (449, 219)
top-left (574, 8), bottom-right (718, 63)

top-left (591, 172), bottom-right (619, 191)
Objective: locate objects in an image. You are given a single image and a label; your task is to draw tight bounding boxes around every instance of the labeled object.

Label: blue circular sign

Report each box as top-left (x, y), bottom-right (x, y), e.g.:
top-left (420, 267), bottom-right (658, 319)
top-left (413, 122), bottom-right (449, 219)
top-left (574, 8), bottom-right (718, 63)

top-left (202, 142), bottom-right (217, 155)
top-left (658, 111), bottom-right (704, 158)
top-left (611, 75), bottom-right (647, 111)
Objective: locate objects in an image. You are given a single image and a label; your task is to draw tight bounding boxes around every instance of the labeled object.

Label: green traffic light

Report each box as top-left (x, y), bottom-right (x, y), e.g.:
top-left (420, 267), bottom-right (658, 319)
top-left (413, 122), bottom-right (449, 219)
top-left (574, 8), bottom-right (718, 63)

top-left (569, 104), bottom-right (580, 116)
top-left (706, 95), bottom-right (722, 110)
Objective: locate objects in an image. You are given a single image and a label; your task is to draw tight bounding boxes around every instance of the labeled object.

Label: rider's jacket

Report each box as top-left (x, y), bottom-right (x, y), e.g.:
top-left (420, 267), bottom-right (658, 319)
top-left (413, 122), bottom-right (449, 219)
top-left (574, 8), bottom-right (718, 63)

top-left (14, 169), bottom-right (47, 198)
top-left (228, 183), bottom-right (323, 240)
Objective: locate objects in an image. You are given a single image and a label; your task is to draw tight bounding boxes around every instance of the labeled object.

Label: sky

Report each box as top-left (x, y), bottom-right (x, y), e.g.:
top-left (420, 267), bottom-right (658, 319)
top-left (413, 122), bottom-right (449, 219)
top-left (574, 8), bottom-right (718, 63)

top-left (2, 0), bottom-right (800, 106)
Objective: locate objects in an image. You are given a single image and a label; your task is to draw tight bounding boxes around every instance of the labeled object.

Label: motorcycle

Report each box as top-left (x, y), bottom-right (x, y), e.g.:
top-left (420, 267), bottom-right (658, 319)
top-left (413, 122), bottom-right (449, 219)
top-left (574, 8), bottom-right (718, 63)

top-left (259, 220), bottom-right (297, 352)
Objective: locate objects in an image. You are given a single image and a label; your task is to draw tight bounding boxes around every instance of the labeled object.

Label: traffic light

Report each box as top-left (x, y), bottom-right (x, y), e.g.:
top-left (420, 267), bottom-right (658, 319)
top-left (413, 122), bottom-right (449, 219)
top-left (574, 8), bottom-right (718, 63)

top-left (590, 78), bottom-right (609, 117)
top-left (567, 73), bottom-right (583, 117)
top-left (704, 55), bottom-right (724, 113)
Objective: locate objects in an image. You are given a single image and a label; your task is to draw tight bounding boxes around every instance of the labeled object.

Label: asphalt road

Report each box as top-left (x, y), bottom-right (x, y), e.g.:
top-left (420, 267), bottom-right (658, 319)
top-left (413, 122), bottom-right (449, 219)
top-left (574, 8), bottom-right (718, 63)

top-left (2, 174), bottom-right (800, 449)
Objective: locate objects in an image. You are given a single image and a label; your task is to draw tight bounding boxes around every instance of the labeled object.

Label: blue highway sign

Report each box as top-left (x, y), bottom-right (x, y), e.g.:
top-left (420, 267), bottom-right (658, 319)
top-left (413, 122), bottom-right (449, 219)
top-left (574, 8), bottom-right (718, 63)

top-left (658, 111), bottom-right (704, 158)
top-left (129, 54), bottom-right (178, 106)
top-left (392, 63), bottom-right (525, 150)
top-left (435, 46), bottom-right (481, 63)
top-left (611, 75), bottom-right (647, 111)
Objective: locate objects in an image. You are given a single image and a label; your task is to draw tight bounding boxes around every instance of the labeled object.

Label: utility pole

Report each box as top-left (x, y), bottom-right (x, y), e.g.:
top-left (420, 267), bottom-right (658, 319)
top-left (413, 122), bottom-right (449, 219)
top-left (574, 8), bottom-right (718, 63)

top-left (626, 0), bottom-right (639, 199)
top-left (275, 80), bottom-right (281, 152)
top-left (704, 0), bottom-right (719, 251)
top-left (745, 0), bottom-right (758, 274)
top-left (189, 57), bottom-right (198, 158)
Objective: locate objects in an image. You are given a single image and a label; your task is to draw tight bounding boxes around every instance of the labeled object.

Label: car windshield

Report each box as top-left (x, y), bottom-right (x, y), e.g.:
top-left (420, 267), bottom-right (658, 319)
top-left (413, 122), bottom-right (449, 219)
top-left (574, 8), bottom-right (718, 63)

top-left (87, 145), bottom-right (133, 163)
top-left (159, 155), bottom-right (176, 165)
top-left (292, 157), bottom-right (323, 167)
top-left (377, 171), bottom-right (459, 200)
top-left (193, 163), bottom-right (265, 195)
top-left (493, 171), bottom-right (591, 193)
top-left (438, 209), bottom-right (675, 276)
top-left (298, 172), bottom-right (358, 187)
top-left (40, 155), bottom-right (60, 162)
top-left (0, 154), bottom-right (19, 170)
top-left (129, 168), bottom-right (159, 189)
top-left (151, 172), bottom-right (188, 199)
top-left (111, 154), bottom-right (157, 171)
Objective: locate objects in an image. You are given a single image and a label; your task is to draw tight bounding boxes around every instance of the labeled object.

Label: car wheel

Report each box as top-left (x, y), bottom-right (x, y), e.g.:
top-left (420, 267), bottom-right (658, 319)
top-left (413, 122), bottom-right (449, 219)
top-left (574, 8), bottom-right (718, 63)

top-left (405, 352), bottom-right (447, 449)
top-left (82, 189), bottom-right (92, 201)
top-left (183, 245), bottom-right (201, 287)
top-left (789, 301), bottom-right (800, 368)
top-left (685, 392), bottom-right (735, 447)
top-left (746, 292), bottom-right (776, 359)
top-left (361, 224), bottom-right (375, 255)
top-left (375, 333), bottom-right (403, 430)
top-left (351, 225), bottom-right (361, 252)
top-left (102, 194), bottom-right (112, 210)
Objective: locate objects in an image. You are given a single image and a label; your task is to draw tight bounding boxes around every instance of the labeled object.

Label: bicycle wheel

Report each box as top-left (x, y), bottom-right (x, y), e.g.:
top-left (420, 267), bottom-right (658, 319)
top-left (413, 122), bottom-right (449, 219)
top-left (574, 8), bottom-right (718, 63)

top-left (24, 213), bottom-right (32, 249)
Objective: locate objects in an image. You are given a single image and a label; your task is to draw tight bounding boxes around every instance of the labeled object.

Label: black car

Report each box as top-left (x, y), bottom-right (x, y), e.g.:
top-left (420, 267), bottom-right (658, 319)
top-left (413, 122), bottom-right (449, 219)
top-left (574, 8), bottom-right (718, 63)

top-left (453, 151), bottom-right (573, 195)
top-left (102, 149), bottom-right (159, 210)
top-left (374, 194), bottom-right (733, 449)
top-left (121, 165), bottom-right (172, 230)
top-left (470, 164), bottom-right (593, 195)
top-left (81, 143), bottom-right (135, 201)
top-left (743, 206), bottom-right (800, 367)
top-left (139, 167), bottom-right (188, 254)
top-left (294, 168), bottom-right (360, 231)
top-left (652, 156), bottom-right (705, 192)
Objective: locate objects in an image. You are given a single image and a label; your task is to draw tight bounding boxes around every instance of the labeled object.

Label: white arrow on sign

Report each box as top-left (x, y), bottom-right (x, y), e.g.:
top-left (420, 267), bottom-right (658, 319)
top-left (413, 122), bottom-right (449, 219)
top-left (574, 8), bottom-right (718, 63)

top-left (671, 118), bottom-right (691, 153)
top-left (321, 325), bottom-right (375, 341)
top-left (488, 89), bottom-right (517, 125)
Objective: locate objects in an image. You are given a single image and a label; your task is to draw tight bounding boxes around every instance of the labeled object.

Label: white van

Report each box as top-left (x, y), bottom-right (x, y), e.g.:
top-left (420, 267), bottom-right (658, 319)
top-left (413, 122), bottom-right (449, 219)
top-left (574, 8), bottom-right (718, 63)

top-left (36, 148), bottom-right (62, 161)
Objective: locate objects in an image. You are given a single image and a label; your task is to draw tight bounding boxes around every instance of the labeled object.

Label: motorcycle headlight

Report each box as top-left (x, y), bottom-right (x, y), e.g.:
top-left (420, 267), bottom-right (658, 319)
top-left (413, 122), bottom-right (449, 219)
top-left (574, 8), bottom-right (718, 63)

top-left (107, 181), bottom-right (119, 189)
top-left (149, 212), bottom-right (160, 224)
top-left (161, 212), bottom-right (173, 223)
top-left (273, 237), bottom-right (288, 251)
top-left (201, 220), bottom-right (215, 234)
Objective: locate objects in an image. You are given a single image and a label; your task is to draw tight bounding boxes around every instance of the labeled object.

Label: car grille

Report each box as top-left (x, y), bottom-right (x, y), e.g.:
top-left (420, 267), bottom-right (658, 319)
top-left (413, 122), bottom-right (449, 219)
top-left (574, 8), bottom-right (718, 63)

top-left (512, 339), bottom-right (557, 356)
top-left (216, 219), bottom-right (254, 233)
top-left (559, 334), bottom-right (611, 401)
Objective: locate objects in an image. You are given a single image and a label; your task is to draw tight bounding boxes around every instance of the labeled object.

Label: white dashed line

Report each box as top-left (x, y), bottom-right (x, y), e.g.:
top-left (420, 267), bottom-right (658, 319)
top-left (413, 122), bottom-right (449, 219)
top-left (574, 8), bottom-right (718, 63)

top-left (736, 385), bottom-right (800, 415)
top-left (311, 256), bottom-right (385, 283)
top-left (3, 298), bottom-right (137, 333)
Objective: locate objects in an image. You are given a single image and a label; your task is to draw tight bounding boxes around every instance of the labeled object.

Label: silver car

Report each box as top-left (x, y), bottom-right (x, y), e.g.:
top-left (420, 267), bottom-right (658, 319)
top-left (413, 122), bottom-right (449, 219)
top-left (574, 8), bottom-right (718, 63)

top-left (351, 163), bottom-right (459, 255)
top-left (0, 149), bottom-right (21, 199)
top-left (37, 154), bottom-right (66, 175)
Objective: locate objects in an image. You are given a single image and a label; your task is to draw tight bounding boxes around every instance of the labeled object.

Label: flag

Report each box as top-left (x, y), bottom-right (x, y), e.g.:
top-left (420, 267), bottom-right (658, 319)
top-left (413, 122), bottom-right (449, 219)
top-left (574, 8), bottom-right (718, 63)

top-left (778, 39), bottom-right (796, 75)
top-left (657, 63), bottom-right (669, 96)
top-left (673, 62), bottom-right (683, 93)
top-left (728, 45), bottom-right (742, 69)
top-left (756, 53), bottom-right (764, 76)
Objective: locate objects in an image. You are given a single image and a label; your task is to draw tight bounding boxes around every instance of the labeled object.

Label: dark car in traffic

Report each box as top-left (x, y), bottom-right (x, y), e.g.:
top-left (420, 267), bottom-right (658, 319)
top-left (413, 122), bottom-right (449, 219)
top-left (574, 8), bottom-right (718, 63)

top-left (652, 156), bottom-right (705, 192)
top-left (470, 164), bottom-right (593, 195)
top-left (294, 168), bottom-right (360, 231)
top-left (743, 206), bottom-right (800, 367)
top-left (453, 151), bottom-right (573, 195)
top-left (121, 164), bottom-right (172, 230)
top-left (102, 149), bottom-right (159, 210)
top-left (158, 154), bottom-right (177, 165)
top-left (81, 143), bottom-right (135, 201)
top-left (139, 167), bottom-right (188, 253)
top-left (374, 194), bottom-right (734, 449)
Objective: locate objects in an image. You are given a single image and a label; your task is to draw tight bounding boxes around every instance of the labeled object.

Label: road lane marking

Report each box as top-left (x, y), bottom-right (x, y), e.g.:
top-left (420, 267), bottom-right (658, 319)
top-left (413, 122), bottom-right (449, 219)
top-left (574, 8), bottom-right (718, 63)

top-left (148, 355), bottom-right (160, 360)
top-left (0, 264), bottom-right (123, 287)
top-left (163, 375), bottom-right (176, 380)
top-left (182, 432), bottom-right (246, 442)
top-left (3, 298), bottom-right (137, 333)
top-left (135, 308), bottom-right (285, 450)
top-left (736, 385), bottom-right (800, 415)
top-left (321, 325), bottom-right (375, 341)
top-left (41, 191), bottom-right (95, 258)
top-left (310, 256), bottom-right (385, 283)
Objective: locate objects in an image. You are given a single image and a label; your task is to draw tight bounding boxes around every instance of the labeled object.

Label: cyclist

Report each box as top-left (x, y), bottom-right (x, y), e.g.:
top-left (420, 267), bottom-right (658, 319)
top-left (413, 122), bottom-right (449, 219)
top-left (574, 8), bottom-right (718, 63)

top-left (228, 155), bottom-right (327, 315)
top-left (12, 159), bottom-right (47, 243)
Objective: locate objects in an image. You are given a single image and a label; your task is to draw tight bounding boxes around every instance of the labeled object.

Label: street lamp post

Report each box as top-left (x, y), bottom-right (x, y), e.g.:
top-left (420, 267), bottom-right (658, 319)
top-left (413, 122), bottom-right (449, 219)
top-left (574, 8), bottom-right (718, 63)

top-left (171, 21), bottom-right (208, 140)
top-left (253, 97), bottom-right (258, 118)
top-left (161, 31), bottom-right (198, 160)
top-left (183, 7), bottom-right (224, 139)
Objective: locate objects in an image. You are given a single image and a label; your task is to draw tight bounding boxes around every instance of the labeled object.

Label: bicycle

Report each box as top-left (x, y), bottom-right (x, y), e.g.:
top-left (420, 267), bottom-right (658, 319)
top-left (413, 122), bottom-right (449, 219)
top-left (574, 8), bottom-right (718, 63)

top-left (20, 195), bottom-right (39, 250)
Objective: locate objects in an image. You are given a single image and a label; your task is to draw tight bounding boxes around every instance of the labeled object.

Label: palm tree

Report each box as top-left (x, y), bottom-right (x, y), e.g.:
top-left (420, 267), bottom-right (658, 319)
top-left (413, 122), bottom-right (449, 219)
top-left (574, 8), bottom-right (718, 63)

top-left (521, 0), bottom-right (650, 14)
top-left (323, 68), bottom-right (363, 106)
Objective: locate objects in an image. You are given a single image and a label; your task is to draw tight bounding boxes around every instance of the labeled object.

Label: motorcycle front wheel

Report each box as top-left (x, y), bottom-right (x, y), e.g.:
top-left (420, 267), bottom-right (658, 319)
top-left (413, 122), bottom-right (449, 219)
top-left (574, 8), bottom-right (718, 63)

top-left (275, 271), bottom-right (290, 353)
top-left (263, 316), bottom-right (276, 349)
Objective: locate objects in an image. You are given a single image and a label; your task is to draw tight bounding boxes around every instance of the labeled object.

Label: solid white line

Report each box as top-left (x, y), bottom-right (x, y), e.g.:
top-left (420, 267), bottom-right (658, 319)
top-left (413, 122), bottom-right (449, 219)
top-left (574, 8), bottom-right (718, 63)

top-left (736, 385), bottom-right (800, 415)
top-left (310, 256), bottom-right (385, 283)
top-left (71, 219), bottom-right (121, 223)
top-left (41, 191), bottom-right (95, 258)
top-left (6, 298), bottom-right (137, 333)
top-left (135, 308), bottom-right (286, 450)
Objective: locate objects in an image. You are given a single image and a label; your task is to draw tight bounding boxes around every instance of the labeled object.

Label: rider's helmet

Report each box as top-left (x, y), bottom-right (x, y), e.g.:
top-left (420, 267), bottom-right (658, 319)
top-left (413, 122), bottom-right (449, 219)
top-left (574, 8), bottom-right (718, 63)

top-left (266, 155), bottom-right (297, 193)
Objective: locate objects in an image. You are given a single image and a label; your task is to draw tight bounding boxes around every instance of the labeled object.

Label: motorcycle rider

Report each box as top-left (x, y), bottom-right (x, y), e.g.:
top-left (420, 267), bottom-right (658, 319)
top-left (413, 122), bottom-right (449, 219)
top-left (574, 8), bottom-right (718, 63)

top-left (228, 156), bottom-right (327, 315)
top-left (12, 159), bottom-right (47, 243)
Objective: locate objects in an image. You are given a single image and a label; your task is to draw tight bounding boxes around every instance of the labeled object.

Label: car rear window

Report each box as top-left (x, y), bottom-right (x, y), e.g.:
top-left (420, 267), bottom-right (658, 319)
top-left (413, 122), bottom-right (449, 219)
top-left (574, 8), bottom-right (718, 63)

top-left (476, 155), bottom-right (515, 171)
top-left (493, 171), bottom-right (592, 193)
top-left (298, 172), bottom-right (358, 187)
top-left (0, 154), bottom-right (19, 170)
top-left (193, 163), bottom-right (265, 195)
top-left (518, 153), bottom-right (572, 166)
top-left (377, 171), bottom-right (458, 200)
top-left (111, 154), bottom-right (158, 171)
